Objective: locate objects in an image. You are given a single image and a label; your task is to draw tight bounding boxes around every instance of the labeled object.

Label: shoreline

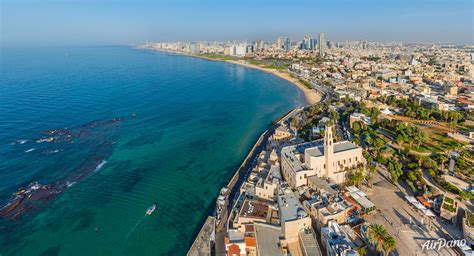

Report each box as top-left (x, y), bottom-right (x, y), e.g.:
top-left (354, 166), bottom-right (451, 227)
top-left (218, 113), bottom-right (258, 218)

top-left (187, 108), bottom-right (301, 255)
top-left (135, 46), bottom-right (320, 253)
top-left (225, 59), bottom-right (321, 105)
top-left (138, 47), bottom-right (321, 106)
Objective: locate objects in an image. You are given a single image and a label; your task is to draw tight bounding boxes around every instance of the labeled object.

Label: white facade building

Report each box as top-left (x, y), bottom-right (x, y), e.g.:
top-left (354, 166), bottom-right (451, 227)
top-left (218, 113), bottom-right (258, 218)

top-left (281, 126), bottom-right (364, 188)
top-left (228, 44), bottom-right (248, 57)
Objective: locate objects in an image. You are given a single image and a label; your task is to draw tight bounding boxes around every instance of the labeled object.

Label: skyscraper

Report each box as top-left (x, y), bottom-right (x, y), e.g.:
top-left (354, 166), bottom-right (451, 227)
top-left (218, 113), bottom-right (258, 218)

top-left (302, 35), bottom-right (315, 50)
top-left (276, 37), bottom-right (284, 49)
top-left (319, 33), bottom-right (326, 56)
top-left (309, 37), bottom-right (316, 50)
top-left (283, 37), bottom-right (291, 51)
top-left (255, 40), bottom-right (266, 52)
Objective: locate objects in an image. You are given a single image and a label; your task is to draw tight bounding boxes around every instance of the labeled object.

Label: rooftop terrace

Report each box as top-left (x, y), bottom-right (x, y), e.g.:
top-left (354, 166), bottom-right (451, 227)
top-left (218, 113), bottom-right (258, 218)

top-left (278, 188), bottom-right (308, 222)
top-left (239, 200), bottom-right (269, 220)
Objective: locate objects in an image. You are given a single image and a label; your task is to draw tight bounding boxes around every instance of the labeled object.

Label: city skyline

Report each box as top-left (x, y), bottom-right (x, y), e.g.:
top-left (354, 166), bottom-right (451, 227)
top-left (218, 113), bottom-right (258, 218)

top-left (1, 0), bottom-right (473, 47)
top-left (1, 1), bottom-right (473, 254)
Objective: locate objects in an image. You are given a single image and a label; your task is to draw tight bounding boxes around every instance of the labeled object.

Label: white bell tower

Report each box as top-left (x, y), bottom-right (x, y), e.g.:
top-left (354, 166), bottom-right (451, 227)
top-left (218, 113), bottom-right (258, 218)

top-left (324, 125), bottom-right (334, 177)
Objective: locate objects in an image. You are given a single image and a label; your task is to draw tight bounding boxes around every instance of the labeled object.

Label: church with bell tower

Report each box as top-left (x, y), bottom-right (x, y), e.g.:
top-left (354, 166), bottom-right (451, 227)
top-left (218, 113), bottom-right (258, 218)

top-left (281, 125), bottom-right (365, 189)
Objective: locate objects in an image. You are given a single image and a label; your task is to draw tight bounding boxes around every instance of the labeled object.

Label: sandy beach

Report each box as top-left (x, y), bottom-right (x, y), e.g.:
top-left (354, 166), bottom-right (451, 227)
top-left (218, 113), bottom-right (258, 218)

top-left (140, 47), bottom-right (322, 105)
top-left (225, 59), bottom-right (321, 105)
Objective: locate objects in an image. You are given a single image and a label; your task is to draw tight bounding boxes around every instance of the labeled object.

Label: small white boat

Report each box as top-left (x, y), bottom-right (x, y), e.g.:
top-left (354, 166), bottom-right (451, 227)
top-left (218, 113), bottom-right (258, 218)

top-left (146, 203), bottom-right (157, 215)
top-left (36, 137), bottom-right (54, 143)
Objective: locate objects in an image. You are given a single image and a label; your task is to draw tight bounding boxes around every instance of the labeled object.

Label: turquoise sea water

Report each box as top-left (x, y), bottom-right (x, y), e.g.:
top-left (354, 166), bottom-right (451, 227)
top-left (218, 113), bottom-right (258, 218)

top-left (0, 46), bottom-right (303, 255)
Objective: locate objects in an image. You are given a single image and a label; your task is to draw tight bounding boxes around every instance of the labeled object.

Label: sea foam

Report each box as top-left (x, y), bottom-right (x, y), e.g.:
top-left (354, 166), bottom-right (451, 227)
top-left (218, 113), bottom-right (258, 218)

top-left (94, 160), bottom-right (107, 171)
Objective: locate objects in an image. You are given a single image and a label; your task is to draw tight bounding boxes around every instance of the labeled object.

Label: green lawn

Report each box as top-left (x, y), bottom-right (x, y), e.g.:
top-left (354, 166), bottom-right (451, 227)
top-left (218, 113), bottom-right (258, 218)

top-left (198, 53), bottom-right (236, 61)
top-left (415, 125), bottom-right (466, 152)
top-left (247, 59), bottom-right (265, 66)
top-left (263, 64), bottom-right (287, 70)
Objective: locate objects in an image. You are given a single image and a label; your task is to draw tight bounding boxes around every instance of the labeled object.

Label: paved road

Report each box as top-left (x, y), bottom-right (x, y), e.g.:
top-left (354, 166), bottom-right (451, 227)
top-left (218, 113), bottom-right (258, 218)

top-left (366, 171), bottom-right (459, 256)
top-left (310, 81), bottom-right (335, 103)
top-left (188, 217), bottom-right (215, 256)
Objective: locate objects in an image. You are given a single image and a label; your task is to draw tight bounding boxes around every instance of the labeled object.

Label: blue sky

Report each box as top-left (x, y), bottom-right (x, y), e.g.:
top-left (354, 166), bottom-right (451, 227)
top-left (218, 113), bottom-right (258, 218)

top-left (1, 0), bottom-right (472, 46)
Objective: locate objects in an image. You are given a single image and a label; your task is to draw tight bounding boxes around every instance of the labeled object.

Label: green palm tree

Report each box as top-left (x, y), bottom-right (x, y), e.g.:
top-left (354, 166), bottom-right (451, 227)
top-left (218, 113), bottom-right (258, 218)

top-left (383, 236), bottom-right (397, 256)
top-left (348, 168), bottom-right (365, 186)
top-left (367, 224), bottom-right (388, 255)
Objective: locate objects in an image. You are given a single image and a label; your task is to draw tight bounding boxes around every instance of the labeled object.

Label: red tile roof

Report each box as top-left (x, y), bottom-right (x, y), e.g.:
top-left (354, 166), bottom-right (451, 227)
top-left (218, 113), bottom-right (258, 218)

top-left (245, 237), bottom-right (256, 247)
top-left (228, 244), bottom-right (240, 256)
top-left (457, 97), bottom-right (474, 105)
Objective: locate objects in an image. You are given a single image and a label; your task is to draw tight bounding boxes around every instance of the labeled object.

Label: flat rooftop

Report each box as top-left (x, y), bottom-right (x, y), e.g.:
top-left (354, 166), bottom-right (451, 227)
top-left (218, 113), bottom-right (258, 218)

top-left (306, 146), bottom-right (323, 157)
top-left (278, 188), bottom-right (307, 222)
top-left (308, 175), bottom-right (336, 195)
top-left (254, 223), bottom-right (282, 256)
top-left (266, 165), bottom-right (282, 184)
top-left (239, 200), bottom-right (269, 220)
top-left (305, 141), bottom-right (358, 157)
top-left (281, 140), bottom-right (322, 173)
top-left (350, 192), bottom-right (375, 210)
top-left (333, 141), bottom-right (358, 153)
top-left (319, 201), bottom-right (351, 217)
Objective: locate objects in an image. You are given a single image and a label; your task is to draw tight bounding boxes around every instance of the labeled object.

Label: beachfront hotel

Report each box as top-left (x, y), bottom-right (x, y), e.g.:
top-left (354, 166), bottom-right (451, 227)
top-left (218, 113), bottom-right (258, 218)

top-left (281, 126), bottom-right (364, 188)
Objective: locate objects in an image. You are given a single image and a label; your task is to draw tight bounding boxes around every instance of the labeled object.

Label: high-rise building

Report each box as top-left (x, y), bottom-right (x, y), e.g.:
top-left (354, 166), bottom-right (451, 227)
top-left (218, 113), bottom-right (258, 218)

top-left (276, 37), bottom-right (284, 49)
top-left (319, 33), bottom-right (326, 56)
top-left (328, 41), bottom-right (334, 49)
top-left (309, 37), bottom-right (316, 50)
top-left (302, 36), bottom-right (308, 50)
top-left (235, 44), bottom-right (247, 57)
top-left (228, 43), bottom-right (250, 57)
top-left (283, 37), bottom-right (291, 51)
top-left (245, 44), bottom-right (254, 54)
top-left (254, 40), bottom-right (266, 52)
top-left (228, 45), bottom-right (237, 56)
top-left (299, 41), bottom-right (305, 50)
top-left (302, 35), bottom-right (315, 50)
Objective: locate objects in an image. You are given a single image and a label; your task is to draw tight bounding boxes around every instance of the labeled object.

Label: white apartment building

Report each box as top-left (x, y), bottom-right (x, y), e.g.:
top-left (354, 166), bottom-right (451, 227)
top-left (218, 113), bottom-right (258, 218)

top-left (228, 44), bottom-right (248, 57)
